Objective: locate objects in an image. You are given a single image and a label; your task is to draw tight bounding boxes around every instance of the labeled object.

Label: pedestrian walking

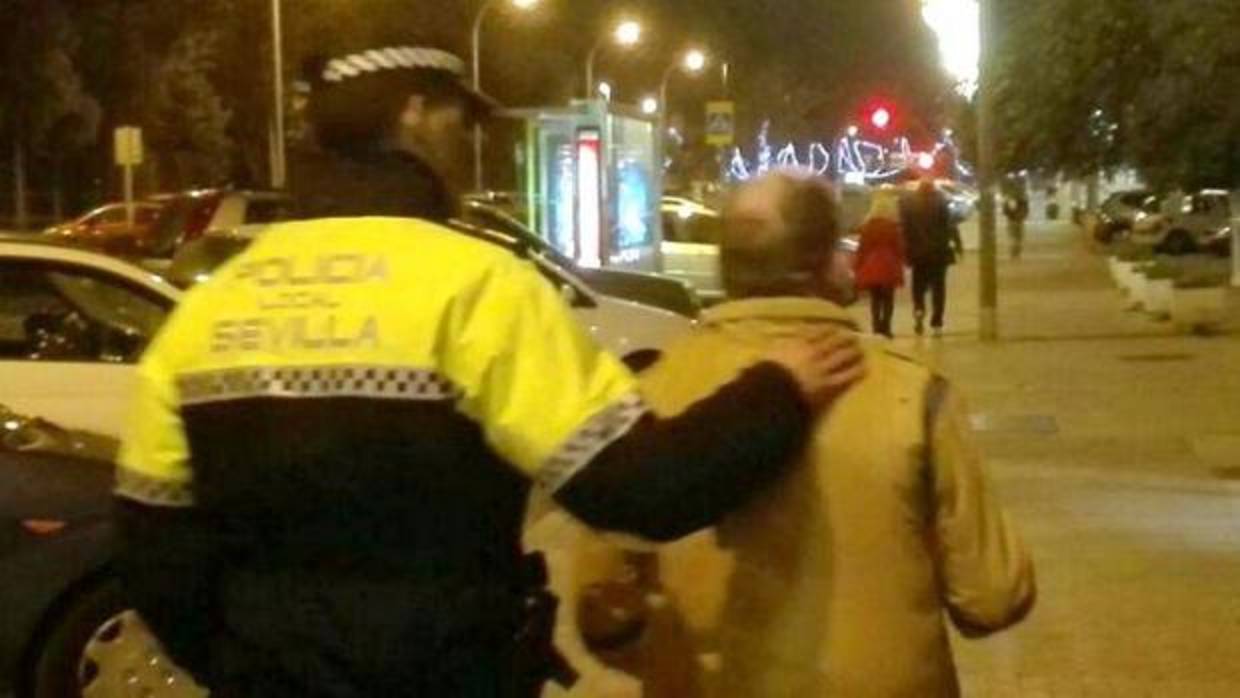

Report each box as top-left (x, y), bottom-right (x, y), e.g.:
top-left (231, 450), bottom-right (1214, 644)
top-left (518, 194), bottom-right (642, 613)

top-left (1003, 191), bottom-right (1031, 260)
top-left (111, 43), bottom-right (866, 698)
top-left (902, 178), bottom-right (964, 337)
top-left (576, 172), bottom-right (1036, 698)
top-left (853, 188), bottom-right (906, 337)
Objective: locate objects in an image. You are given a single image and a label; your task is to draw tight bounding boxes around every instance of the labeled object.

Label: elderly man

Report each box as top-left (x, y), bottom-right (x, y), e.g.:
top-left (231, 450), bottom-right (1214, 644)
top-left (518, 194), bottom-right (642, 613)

top-left (595, 171), bottom-right (1035, 697)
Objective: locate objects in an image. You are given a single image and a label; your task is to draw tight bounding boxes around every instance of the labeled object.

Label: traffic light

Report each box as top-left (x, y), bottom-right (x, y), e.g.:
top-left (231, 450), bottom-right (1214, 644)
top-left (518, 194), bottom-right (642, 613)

top-left (869, 106), bottom-right (892, 131)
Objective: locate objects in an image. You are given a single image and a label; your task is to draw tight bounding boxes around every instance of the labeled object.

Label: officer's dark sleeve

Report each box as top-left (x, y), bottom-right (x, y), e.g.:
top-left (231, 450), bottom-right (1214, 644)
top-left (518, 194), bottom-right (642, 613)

top-left (554, 362), bottom-right (810, 542)
top-left (113, 351), bottom-right (215, 682)
top-left (444, 258), bottom-right (813, 543)
top-left (113, 499), bottom-right (217, 681)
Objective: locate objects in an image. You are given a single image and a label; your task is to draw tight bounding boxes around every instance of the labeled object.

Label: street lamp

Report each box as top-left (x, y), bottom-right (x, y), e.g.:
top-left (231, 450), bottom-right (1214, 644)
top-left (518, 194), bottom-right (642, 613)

top-left (921, 0), bottom-right (997, 340)
top-left (615, 20), bottom-right (643, 46)
top-left (471, 0), bottom-right (542, 191)
top-left (683, 49), bottom-right (707, 73)
top-left (585, 20), bottom-right (643, 98)
top-left (641, 96), bottom-right (659, 115)
top-left (472, 0), bottom-right (542, 96)
top-left (658, 49), bottom-right (708, 120)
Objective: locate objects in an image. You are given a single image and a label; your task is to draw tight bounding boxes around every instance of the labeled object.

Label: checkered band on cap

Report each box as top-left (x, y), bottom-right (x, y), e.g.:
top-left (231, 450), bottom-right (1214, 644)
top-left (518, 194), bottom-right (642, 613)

top-left (538, 393), bottom-right (649, 492)
top-left (322, 46), bottom-right (467, 84)
top-left (115, 468), bottom-right (196, 508)
top-left (177, 365), bottom-right (463, 406)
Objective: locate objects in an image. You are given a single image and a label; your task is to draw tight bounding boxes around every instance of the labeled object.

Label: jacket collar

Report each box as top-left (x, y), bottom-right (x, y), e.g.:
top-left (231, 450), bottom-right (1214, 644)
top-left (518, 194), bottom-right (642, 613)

top-left (702, 297), bottom-right (860, 331)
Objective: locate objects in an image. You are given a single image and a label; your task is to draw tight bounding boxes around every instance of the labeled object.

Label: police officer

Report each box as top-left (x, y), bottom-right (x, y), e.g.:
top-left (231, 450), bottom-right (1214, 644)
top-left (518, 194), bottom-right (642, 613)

top-left (113, 44), bottom-right (865, 698)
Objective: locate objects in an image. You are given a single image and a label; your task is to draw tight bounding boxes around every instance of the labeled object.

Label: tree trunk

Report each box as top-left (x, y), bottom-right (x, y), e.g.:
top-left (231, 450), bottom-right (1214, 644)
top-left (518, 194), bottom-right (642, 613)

top-left (13, 137), bottom-right (28, 231)
top-left (51, 160), bottom-right (64, 221)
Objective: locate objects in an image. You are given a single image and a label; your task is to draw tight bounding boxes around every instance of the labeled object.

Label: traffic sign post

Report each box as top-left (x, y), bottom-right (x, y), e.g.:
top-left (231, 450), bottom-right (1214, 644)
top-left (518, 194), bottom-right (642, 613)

top-left (114, 126), bottom-right (144, 228)
top-left (706, 101), bottom-right (735, 147)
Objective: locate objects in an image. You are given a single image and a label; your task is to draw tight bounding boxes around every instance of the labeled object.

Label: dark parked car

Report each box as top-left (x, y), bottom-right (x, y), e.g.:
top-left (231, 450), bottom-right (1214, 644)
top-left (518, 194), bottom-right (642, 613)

top-left (1094, 189), bottom-right (1155, 243)
top-left (0, 407), bottom-right (205, 697)
top-left (99, 189), bottom-right (291, 262)
top-left (42, 203), bottom-right (165, 250)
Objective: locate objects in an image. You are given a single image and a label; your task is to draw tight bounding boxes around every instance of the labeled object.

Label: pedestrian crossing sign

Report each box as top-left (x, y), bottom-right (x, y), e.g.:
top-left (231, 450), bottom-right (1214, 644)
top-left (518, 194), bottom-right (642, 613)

top-left (706, 101), bottom-right (735, 147)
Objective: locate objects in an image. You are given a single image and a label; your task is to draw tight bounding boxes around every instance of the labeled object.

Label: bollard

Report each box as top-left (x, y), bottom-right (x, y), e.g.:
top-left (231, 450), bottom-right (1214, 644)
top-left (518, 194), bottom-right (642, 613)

top-left (1231, 192), bottom-right (1240, 287)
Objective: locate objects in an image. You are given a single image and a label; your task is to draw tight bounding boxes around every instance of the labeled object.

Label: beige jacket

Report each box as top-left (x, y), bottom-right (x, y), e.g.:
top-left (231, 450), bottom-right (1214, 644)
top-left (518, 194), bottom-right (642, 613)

top-left (636, 298), bottom-right (1035, 697)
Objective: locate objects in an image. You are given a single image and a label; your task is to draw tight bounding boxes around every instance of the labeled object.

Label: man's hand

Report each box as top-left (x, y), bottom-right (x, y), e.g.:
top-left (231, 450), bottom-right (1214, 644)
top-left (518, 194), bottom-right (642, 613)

top-left (764, 330), bottom-right (866, 407)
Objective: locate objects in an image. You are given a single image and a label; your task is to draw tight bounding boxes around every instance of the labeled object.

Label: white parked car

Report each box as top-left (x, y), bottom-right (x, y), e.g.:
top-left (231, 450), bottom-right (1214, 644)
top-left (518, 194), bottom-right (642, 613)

top-left (1131, 189), bottom-right (1233, 255)
top-left (660, 197), bottom-right (726, 303)
top-left (0, 237), bottom-right (177, 437)
top-left (0, 231), bottom-right (690, 437)
top-left (660, 190), bottom-right (866, 304)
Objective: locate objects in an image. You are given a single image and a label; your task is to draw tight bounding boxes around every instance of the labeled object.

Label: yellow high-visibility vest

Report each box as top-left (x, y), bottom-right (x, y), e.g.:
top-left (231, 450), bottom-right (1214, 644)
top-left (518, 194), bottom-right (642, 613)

top-left (117, 217), bottom-right (641, 506)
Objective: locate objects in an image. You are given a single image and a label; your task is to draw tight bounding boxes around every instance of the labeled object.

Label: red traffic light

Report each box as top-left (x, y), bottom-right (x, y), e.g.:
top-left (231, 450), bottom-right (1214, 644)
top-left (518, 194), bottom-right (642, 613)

top-left (869, 106), bottom-right (892, 130)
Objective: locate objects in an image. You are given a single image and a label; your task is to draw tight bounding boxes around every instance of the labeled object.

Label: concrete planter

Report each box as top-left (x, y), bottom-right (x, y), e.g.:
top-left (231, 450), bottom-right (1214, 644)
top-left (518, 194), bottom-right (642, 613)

top-left (1112, 260), bottom-right (1143, 296)
top-left (1143, 278), bottom-right (1174, 318)
top-left (1109, 258), bottom-right (1131, 287)
top-left (1171, 286), bottom-right (1227, 330)
top-left (1125, 272), bottom-right (1148, 309)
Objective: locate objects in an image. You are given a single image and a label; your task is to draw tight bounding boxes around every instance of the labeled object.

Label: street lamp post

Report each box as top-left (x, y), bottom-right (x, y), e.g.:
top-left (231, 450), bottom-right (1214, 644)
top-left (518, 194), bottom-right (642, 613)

top-left (658, 49), bottom-right (706, 124)
top-left (655, 50), bottom-right (706, 219)
top-left (976, 0), bottom-right (999, 341)
top-left (471, 0), bottom-right (540, 193)
top-left (922, 0), bottom-right (995, 340)
top-left (585, 20), bottom-right (642, 98)
top-left (270, 0), bottom-right (286, 190)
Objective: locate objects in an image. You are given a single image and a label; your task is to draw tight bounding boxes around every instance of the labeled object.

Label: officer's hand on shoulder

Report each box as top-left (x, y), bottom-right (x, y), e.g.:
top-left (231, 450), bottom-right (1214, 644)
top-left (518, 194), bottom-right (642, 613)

top-left (764, 329), bottom-right (867, 408)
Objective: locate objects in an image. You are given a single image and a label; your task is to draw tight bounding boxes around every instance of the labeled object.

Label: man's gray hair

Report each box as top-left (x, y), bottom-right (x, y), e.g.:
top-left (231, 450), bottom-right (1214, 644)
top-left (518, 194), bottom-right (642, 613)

top-left (720, 172), bottom-right (841, 299)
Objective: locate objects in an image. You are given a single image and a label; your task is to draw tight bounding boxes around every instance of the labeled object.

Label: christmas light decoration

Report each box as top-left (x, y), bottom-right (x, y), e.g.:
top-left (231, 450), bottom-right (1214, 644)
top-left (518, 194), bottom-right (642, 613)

top-left (724, 120), bottom-right (974, 184)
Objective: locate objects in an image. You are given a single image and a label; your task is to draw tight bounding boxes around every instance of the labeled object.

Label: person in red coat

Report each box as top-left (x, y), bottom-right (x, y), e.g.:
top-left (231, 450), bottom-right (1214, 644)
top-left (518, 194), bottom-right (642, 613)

top-left (853, 189), bottom-right (906, 337)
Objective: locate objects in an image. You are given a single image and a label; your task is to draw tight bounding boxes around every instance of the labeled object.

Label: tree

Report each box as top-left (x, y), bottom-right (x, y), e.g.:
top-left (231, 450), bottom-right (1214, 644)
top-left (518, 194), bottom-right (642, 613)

top-left (987, 0), bottom-right (1240, 190)
top-left (148, 31), bottom-right (233, 189)
top-left (63, 0), bottom-right (237, 197)
top-left (1126, 0), bottom-right (1240, 190)
top-left (0, 0), bottom-right (98, 226)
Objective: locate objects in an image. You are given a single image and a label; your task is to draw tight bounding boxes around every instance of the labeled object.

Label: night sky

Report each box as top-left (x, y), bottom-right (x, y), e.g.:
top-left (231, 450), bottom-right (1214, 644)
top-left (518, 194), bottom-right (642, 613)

top-left (292, 0), bottom-right (950, 142)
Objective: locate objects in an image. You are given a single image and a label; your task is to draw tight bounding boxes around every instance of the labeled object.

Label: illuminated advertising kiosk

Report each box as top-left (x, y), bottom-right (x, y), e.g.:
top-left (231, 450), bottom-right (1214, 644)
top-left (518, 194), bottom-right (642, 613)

top-left (508, 100), bottom-right (662, 273)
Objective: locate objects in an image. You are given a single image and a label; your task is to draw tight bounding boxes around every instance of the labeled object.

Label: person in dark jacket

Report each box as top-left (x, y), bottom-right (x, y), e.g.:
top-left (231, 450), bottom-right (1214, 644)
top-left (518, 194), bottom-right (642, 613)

top-left (1003, 192), bottom-right (1031, 261)
top-left (113, 43), bottom-right (867, 698)
top-left (901, 179), bottom-right (964, 337)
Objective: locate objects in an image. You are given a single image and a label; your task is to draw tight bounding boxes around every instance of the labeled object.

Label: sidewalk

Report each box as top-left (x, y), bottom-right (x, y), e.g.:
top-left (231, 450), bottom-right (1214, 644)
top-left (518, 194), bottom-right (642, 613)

top-left (532, 221), bottom-right (1240, 697)
top-left (906, 222), bottom-right (1240, 697)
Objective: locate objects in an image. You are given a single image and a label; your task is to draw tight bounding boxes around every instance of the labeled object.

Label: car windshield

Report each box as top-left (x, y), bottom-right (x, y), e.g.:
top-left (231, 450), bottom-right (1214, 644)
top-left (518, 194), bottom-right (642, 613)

top-left (459, 204), bottom-right (578, 270)
top-left (146, 196), bottom-right (216, 257)
top-left (47, 272), bottom-right (166, 339)
top-left (167, 235), bottom-right (252, 289)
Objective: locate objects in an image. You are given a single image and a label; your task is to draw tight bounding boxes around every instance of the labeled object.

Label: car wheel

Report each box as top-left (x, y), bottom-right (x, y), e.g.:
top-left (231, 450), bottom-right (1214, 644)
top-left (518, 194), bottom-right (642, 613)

top-left (1161, 230), bottom-right (1196, 255)
top-left (25, 579), bottom-right (205, 698)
